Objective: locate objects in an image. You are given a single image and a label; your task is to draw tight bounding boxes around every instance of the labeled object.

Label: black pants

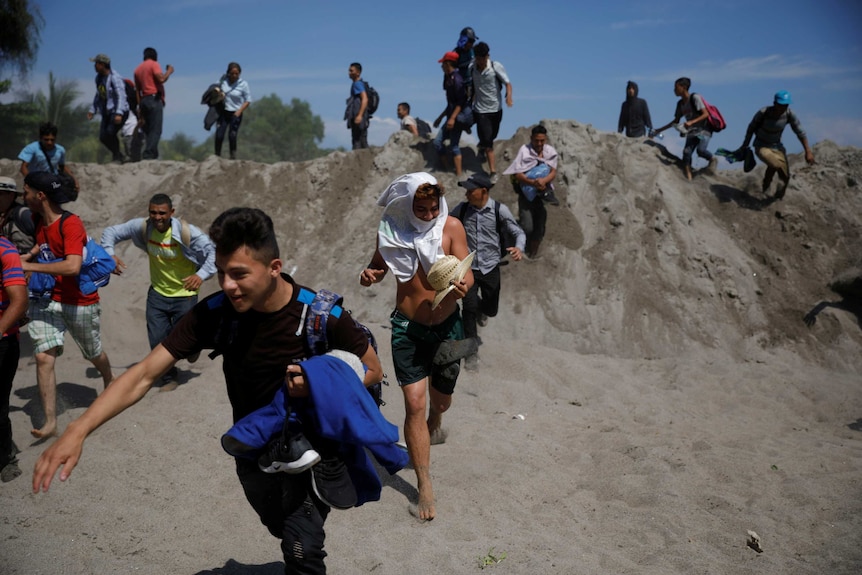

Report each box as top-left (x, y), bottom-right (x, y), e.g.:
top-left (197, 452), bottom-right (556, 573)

top-left (215, 108), bottom-right (243, 156)
top-left (462, 266), bottom-right (501, 340)
top-left (0, 336), bottom-right (21, 469)
top-left (351, 123), bottom-right (368, 150)
top-left (518, 194), bottom-right (547, 243)
top-left (99, 112), bottom-right (127, 161)
top-left (236, 458), bottom-right (330, 574)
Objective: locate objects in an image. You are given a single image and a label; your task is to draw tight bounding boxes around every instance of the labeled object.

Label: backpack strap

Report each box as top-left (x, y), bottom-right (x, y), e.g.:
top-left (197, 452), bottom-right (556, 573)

top-left (142, 218), bottom-right (192, 246)
top-left (301, 288), bottom-right (344, 356)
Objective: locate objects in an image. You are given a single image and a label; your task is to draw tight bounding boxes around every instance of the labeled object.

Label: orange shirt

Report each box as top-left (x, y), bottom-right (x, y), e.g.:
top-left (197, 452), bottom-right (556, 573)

top-left (134, 59), bottom-right (164, 98)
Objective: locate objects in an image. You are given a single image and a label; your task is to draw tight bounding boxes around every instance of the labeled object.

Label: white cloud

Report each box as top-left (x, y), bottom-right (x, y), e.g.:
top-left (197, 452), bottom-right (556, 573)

top-left (805, 115), bottom-right (862, 147)
top-left (655, 54), bottom-right (854, 85)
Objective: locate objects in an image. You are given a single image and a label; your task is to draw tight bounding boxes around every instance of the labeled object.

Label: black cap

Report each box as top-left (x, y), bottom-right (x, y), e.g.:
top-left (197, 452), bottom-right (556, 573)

top-left (458, 173), bottom-right (493, 190)
top-left (24, 172), bottom-right (77, 204)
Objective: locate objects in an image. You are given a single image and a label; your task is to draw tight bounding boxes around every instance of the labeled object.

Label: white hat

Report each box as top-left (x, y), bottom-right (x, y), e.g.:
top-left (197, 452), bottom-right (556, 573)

top-left (0, 177), bottom-right (19, 194)
top-left (324, 349), bottom-right (365, 383)
top-left (428, 252), bottom-right (475, 309)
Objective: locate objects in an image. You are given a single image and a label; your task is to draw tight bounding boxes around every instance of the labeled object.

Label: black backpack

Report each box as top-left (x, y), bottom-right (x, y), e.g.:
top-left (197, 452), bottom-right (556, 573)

top-left (123, 78), bottom-right (139, 115)
top-left (362, 81), bottom-right (379, 118)
top-left (415, 118), bottom-right (432, 138)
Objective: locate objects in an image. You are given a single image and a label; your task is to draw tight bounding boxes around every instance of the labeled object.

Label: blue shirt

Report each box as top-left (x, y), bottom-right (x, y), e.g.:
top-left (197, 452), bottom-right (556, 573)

top-left (450, 199), bottom-right (526, 274)
top-left (90, 70), bottom-right (129, 116)
top-left (18, 141), bottom-right (66, 174)
top-left (219, 77), bottom-right (252, 112)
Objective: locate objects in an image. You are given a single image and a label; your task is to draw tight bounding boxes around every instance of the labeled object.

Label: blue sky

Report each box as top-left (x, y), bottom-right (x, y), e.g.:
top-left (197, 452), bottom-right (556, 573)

top-left (8, 0), bottom-right (862, 156)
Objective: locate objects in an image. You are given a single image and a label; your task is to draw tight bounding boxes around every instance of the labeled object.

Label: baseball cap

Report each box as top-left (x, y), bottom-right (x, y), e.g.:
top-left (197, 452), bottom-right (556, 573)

top-left (460, 27), bottom-right (477, 41)
top-left (23, 172), bottom-right (77, 204)
top-left (89, 54), bottom-right (111, 65)
top-left (0, 177), bottom-right (19, 194)
top-left (458, 173), bottom-right (494, 190)
top-left (438, 51), bottom-right (459, 63)
top-left (774, 90), bottom-right (792, 105)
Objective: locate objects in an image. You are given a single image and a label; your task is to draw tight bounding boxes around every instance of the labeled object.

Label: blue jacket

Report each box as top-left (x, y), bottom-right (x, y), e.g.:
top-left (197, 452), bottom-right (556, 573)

top-left (224, 355), bottom-right (409, 506)
top-left (100, 217), bottom-right (216, 281)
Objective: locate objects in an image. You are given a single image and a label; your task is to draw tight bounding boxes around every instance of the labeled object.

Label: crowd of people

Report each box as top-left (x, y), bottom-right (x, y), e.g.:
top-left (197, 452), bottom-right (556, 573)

top-left (0, 23), bottom-right (823, 575)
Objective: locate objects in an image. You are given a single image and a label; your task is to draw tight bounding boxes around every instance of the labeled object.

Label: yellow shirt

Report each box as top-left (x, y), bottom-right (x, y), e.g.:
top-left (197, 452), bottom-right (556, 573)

top-left (147, 227), bottom-right (198, 297)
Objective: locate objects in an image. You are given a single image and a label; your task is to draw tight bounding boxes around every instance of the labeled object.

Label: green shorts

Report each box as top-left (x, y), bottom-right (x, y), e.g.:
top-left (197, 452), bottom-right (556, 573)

top-left (28, 297), bottom-right (104, 359)
top-left (390, 308), bottom-right (464, 395)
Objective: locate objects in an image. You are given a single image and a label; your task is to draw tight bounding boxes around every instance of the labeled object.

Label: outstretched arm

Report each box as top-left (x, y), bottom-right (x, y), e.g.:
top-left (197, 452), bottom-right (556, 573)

top-left (32, 345), bottom-right (178, 493)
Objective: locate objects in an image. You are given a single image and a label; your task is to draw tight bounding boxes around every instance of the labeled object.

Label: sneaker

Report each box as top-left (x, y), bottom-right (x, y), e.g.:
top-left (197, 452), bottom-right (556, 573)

top-left (490, 172), bottom-right (499, 184)
top-left (774, 184), bottom-right (787, 200)
top-left (258, 432), bottom-right (321, 474)
top-left (477, 313), bottom-right (488, 327)
top-left (432, 337), bottom-right (479, 366)
top-left (187, 351), bottom-right (201, 364)
top-left (1, 461), bottom-right (22, 483)
top-left (310, 455), bottom-right (357, 509)
top-left (541, 190), bottom-right (560, 206)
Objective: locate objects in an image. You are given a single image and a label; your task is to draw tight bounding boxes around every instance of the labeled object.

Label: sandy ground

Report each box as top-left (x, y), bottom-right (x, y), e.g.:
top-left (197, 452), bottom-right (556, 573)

top-left (1, 120), bottom-right (861, 574)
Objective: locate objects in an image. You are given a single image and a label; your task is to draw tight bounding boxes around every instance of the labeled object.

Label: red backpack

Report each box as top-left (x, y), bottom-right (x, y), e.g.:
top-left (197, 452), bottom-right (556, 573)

top-left (692, 92), bottom-right (726, 132)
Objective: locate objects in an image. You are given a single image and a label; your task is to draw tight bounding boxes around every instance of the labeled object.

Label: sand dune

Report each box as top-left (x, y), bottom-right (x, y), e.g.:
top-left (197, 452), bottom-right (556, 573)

top-left (1, 120), bottom-right (861, 574)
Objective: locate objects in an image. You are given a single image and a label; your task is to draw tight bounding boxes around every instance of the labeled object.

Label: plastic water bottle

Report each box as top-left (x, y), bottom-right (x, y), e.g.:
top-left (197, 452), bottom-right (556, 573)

top-left (647, 126), bottom-right (662, 140)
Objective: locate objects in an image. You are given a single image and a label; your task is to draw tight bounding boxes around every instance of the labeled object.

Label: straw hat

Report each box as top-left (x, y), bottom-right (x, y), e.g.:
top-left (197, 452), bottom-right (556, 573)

top-left (428, 252), bottom-right (475, 309)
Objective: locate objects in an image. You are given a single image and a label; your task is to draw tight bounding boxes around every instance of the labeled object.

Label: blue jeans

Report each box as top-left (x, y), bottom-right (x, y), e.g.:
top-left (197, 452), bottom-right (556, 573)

top-left (433, 123), bottom-right (463, 157)
top-left (140, 95), bottom-right (164, 160)
top-left (683, 132), bottom-right (713, 166)
top-left (146, 287), bottom-right (197, 350)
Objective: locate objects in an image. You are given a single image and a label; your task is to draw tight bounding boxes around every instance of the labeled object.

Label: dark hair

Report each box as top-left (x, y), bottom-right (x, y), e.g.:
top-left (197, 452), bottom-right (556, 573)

top-left (414, 182), bottom-right (445, 200)
top-left (350, 62), bottom-right (362, 73)
top-left (473, 42), bottom-right (490, 57)
top-left (149, 193), bottom-right (173, 209)
top-left (209, 207), bottom-right (279, 263)
top-left (675, 77), bottom-right (691, 90)
top-left (143, 47), bottom-right (158, 61)
top-left (227, 62), bottom-right (241, 75)
top-left (531, 125), bottom-right (548, 137)
top-left (39, 122), bottom-right (58, 137)
top-left (398, 102), bottom-right (410, 113)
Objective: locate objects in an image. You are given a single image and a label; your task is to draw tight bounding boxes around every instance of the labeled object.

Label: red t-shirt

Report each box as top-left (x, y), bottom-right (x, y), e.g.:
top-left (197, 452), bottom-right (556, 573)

top-left (0, 236), bottom-right (26, 337)
top-left (35, 213), bottom-right (100, 306)
top-left (134, 59), bottom-right (164, 99)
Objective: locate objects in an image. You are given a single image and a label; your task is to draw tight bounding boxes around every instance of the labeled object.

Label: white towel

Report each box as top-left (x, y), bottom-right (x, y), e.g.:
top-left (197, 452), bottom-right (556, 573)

top-left (376, 172), bottom-right (449, 283)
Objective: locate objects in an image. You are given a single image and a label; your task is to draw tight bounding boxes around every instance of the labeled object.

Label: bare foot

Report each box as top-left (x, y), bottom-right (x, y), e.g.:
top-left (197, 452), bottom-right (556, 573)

top-left (31, 420), bottom-right (57, 439)
top-left (409, 492), bottom-right (436, 521)
top-left (159, 381), bottom-right (179, 393)
top-left (429, 427), bottom-right (448, 445)
top-left (684, 166), bottom-right (693, 181)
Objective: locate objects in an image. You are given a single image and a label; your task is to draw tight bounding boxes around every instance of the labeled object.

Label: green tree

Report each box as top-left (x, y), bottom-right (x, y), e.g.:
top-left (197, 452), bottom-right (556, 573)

top-left (0, 0), bottom-right (44, 92)
top-left (0, 100), bottom-right (39, 160)
top-left (29, 72), bottom-right (91, 148)
top-left (240, 95), bottom-right (327, 162)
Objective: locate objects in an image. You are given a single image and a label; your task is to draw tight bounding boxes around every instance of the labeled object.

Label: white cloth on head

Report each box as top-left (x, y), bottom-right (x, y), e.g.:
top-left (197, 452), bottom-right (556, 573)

top-left (376, 172), bottom-right (448, 283)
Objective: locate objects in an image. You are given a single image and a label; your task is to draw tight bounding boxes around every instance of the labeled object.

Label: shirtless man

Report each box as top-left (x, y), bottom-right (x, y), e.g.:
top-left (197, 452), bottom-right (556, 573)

top-left (360, 172), bottom-right (473, 521)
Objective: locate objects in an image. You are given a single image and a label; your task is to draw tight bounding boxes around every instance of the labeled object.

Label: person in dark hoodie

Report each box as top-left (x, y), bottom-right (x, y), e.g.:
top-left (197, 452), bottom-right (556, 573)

top-left (618, 81), bottom-right (652, 138)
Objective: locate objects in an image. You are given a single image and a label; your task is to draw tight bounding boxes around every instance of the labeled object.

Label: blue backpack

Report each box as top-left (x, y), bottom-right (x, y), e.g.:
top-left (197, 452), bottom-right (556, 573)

top-left (28, 212), bottom-right (116, 297)
top-left (299, 287), bottom-right (386, 407)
